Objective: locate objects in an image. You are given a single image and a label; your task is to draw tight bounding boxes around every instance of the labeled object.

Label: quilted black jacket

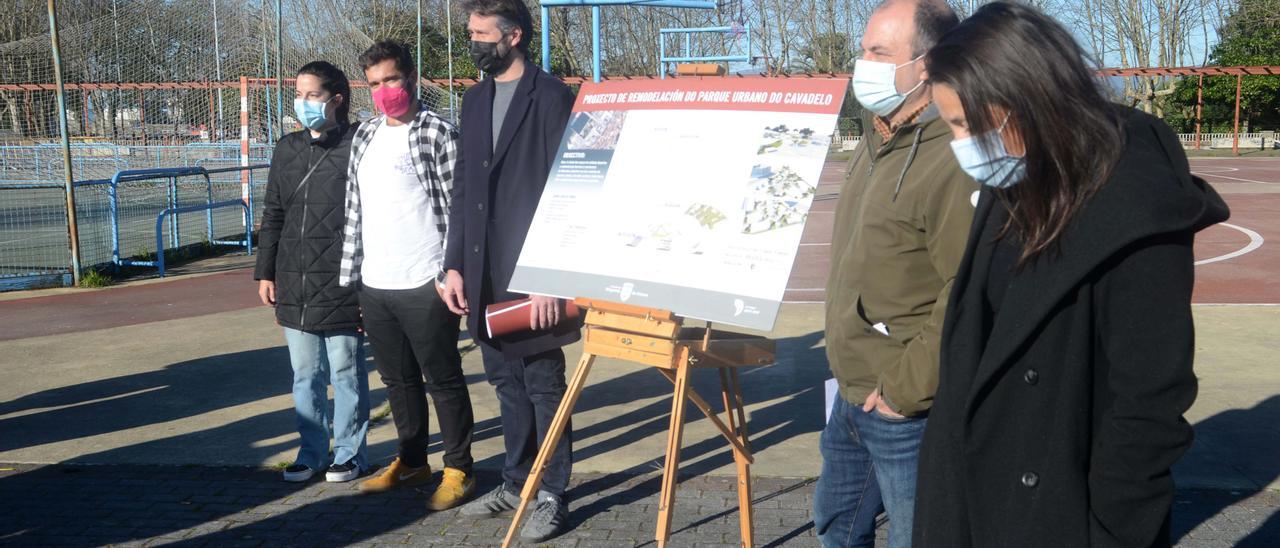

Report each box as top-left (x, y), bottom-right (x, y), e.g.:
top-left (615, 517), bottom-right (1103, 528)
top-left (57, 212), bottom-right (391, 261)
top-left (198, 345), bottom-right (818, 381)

top-left (254, 124), bottom-right (360, 331)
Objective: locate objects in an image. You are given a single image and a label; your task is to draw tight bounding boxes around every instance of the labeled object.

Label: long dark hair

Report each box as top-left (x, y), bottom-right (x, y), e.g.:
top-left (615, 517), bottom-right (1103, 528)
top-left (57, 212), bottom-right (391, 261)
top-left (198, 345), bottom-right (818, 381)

top-left (925, 1), bottom-right (1124, 265)
top-left (297, 60), bottom-right (351, 123)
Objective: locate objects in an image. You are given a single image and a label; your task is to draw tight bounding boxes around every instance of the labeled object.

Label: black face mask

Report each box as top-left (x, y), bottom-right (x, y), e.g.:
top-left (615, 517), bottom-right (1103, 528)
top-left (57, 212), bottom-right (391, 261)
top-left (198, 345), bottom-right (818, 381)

top-left (470, 39), bottom-right (513, 75)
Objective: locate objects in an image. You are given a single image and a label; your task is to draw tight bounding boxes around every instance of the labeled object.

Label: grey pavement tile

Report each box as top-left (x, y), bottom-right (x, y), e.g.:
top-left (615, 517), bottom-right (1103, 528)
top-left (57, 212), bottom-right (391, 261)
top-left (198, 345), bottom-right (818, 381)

top-left (2, 464), bottom-right (1275, 547)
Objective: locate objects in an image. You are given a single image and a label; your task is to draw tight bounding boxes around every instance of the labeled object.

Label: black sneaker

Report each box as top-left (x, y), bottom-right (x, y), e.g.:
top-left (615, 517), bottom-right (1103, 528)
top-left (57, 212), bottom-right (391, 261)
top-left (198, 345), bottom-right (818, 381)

top-left (326, 460), bottom-right (361, 483)
top-left (282, 463), bottom-right (314, 483)
top-left (520, 492), bottom-right (568, 541)
top-left (459, 484), bottom-right (520, 517)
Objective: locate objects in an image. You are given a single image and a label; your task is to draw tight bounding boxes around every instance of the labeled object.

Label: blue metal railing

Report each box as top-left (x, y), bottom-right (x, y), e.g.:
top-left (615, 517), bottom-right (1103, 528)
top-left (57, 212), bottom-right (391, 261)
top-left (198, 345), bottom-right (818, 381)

top-left (148, 200), bottom-right (253, 277)
top-left (537, 0), bottom-right (717, 82)
top-left (659, 25), bottom-right (752, 79)
top-left (74, 164), bottom-right (270, 274)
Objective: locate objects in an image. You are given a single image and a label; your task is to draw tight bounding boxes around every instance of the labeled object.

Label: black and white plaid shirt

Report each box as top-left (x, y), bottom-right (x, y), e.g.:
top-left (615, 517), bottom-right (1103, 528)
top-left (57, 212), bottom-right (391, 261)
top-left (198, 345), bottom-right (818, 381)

top-left (339, 105), bottom-right (459, 288)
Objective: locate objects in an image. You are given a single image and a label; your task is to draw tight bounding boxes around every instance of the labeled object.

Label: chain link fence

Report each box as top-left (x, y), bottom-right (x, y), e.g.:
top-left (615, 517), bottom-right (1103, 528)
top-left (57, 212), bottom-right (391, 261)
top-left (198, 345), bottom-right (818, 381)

top-left (1, 0), bottom-right (466, 289)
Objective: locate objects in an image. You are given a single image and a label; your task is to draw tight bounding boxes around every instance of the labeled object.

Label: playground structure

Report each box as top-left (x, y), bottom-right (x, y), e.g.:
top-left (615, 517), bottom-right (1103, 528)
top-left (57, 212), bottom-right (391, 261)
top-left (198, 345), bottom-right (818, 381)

top-left (538, 0), bottom-right (719, 83)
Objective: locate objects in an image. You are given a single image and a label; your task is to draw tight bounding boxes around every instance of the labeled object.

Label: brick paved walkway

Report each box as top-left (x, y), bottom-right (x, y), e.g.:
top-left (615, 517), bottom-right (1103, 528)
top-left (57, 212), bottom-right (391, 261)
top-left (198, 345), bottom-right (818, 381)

top-left (1, 463), bottom-right (1275, 547)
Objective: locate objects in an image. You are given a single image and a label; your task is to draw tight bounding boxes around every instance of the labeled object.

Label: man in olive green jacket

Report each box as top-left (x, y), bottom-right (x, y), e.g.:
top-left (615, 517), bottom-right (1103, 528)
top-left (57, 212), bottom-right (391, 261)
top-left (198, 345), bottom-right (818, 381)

top-left (813, 1), bottom-right (974, 547)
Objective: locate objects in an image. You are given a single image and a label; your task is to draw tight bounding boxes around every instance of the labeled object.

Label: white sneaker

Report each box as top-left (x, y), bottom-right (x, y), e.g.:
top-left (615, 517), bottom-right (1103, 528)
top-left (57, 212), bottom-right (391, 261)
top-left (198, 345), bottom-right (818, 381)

top-left (282, 463), bottom-right (314, 482)
top-left (325, 461), bottom-right (361, 483)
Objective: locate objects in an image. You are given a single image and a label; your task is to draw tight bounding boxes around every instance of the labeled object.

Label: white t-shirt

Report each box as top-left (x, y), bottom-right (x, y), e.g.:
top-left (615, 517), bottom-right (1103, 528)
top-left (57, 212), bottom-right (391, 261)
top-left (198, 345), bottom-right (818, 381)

top-left (356, 122), bottom-right (443, 290)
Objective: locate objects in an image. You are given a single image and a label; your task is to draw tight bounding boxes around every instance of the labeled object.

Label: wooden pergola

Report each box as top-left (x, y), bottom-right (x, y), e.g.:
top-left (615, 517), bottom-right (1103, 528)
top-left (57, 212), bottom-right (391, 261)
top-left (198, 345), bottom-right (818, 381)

top-left (1096, 65), bottom-right (1280, 155)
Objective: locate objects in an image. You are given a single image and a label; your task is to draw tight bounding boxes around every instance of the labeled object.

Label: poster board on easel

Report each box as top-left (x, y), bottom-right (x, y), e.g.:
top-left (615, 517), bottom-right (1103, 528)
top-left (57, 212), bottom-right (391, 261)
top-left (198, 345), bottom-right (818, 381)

top-left (508, 77), bottom-right (848, 331)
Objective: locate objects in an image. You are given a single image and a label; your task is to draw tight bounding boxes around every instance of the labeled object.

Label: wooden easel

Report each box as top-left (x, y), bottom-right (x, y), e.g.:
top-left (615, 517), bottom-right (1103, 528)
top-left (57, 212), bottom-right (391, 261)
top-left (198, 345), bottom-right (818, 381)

top-left (500, 298), bottom-right (776, 547)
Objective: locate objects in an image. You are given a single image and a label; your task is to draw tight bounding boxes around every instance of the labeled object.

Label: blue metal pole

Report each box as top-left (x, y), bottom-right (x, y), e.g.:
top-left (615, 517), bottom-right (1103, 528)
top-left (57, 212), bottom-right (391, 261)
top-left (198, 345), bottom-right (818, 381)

top-left (541, 6), bottom-right (551, 71)
top-left (592, 6), bottom-right (601, 82)
top-left (247, 179), bottom-right (255, 253)
top-left (47, 0), bottom-right (82, 285)
top-left (109, 177), bottom-right (120, 270)
top-left (204, 173), bottom-right (213, 244)
top-left (169, 176), bottom-right (179, 248)
top-left (659, 34), bottom-right (665, 79)
top-left (243, 202), bottom-right (252, 255)
top-left (156, 213), bottom-right (166, 277)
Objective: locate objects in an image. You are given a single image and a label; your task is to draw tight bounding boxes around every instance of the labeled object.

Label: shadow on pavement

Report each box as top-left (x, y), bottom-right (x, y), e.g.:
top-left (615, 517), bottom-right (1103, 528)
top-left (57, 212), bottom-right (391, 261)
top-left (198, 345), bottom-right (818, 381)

top-left (563, 330), bottom-right (827, 532)
top-left (1173, 395), bottom-right (1280, 546)
top-left (0, 346), bottom-right (295, 454)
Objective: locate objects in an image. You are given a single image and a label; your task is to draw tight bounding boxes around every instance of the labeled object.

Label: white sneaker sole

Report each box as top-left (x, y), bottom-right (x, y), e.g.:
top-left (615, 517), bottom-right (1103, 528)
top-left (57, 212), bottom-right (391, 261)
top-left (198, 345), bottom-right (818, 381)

top-left (326, 468), bottom-right (360, 483)
top-left (282, 468), bottom-right (314, 482)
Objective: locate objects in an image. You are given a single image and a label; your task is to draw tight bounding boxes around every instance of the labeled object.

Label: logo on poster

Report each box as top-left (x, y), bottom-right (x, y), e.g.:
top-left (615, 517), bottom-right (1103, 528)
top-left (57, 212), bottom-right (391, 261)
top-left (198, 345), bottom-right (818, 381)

top-left (606, 282), bottom-right (649, 303)
top-left (733, 298), bottom-right (761, 317)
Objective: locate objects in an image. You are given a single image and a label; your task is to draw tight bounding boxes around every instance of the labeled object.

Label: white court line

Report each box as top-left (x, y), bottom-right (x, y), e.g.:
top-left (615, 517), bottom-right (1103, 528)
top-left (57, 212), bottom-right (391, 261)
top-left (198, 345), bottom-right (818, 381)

top-left (1189, 166), bottom-right (1238, 173)
top-left (1194, 303), bottom-right (1280, 306)
top-left (788, 221), bottom-right (1265, 301)
top-left (799, 242), bottom-right (830, 247)
top-left (1192, 171), bottom-right (1279, 185)
top-left (1196, 222), bottom-right (1264, 266)
top-left (1190, 157), bottom-right (1280, 161)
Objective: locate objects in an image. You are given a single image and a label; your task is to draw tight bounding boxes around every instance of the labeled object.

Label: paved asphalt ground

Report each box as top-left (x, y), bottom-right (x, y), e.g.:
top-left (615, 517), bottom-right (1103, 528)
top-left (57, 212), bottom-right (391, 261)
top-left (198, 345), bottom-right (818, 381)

top-left (1, 156), bottom-right (1277, 546)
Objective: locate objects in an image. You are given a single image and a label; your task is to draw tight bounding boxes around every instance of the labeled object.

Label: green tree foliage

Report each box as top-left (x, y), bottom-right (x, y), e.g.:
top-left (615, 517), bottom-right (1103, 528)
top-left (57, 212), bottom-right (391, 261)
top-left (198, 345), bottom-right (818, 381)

top-left (1165, 0), bottom-right (1280, 132)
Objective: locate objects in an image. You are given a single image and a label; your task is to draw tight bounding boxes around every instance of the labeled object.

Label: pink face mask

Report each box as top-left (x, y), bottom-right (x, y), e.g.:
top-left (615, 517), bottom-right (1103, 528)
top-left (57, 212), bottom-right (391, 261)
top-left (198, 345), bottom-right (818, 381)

top-left (372, 84), bottom-right (411, 118)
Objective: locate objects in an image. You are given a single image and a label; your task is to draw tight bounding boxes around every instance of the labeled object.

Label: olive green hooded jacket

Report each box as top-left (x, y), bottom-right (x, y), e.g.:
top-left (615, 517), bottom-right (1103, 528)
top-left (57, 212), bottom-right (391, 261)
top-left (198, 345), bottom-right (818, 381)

top-left (825, 106), bottom-right (979, 416)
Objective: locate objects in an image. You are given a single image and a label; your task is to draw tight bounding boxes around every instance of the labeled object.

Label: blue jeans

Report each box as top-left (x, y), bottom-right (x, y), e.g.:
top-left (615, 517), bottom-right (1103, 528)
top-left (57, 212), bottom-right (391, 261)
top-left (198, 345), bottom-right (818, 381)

top-left (283, 327), bottom-right (370, 471)
top-left (813, 394), bottom-right (926, 548)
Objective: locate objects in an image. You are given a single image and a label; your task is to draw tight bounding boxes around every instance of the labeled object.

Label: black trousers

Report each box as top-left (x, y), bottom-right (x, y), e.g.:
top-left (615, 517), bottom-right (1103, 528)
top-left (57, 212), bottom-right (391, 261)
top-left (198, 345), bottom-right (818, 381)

top-left (359, 283), bottom-right (474, 472)
top-left (480, 343), bottom-right (572, 497)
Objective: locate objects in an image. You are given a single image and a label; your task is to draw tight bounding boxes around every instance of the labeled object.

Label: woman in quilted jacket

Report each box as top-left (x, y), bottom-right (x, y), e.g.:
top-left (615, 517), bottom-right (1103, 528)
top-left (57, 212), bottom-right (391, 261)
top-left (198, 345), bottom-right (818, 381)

top-left (253, 60), bottom-right (369, 483)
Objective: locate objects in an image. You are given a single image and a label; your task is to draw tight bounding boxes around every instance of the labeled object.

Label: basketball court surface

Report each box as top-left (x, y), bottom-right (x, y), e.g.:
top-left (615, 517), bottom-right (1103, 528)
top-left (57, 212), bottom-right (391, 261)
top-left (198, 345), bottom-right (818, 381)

top-left (786, 157), bottom-right (1280, 305)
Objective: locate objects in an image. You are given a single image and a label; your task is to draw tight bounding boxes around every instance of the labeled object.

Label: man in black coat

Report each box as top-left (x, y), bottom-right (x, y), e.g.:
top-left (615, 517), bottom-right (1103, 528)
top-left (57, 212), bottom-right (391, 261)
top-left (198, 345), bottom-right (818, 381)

top-left (442, 0), bottom-right (578, 541)
top-left (254, 61), bottom-right (369, 484)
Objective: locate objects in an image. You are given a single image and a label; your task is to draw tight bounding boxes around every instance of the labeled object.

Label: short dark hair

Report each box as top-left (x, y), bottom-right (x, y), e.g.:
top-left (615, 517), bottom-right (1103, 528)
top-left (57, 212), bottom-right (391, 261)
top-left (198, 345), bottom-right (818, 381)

top-left (910, 0), bottom-right (959, 56)
top-left (297, 60), bottom-right (351, 123)
top-left (358, 39), bottom-right (416, 77)
top-left (461, 0), bottom-right (534, 54)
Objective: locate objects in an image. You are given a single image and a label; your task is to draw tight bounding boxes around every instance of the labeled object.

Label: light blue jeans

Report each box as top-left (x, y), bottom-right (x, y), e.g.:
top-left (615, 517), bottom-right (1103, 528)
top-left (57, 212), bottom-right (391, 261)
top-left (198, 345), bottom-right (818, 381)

top-left (283, 327), bottom-right (370, 471)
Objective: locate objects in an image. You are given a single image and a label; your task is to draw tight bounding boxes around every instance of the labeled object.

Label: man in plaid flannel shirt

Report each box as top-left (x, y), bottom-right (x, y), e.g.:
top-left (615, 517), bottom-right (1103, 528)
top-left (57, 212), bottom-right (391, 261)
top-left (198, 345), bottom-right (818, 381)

top-left (337, 40), bottom-right (476, 511)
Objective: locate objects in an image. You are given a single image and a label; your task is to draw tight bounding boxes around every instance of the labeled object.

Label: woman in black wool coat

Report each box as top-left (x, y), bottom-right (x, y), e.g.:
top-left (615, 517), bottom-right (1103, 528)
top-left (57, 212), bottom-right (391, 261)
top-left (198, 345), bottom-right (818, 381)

top-left (912, 2), bottom-right (1229, 547)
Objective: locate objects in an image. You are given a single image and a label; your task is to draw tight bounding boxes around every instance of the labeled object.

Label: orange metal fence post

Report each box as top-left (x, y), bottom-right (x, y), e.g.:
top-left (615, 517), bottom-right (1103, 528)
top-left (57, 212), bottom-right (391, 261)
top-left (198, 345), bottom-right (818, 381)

top-left (240, 76), bottom-right (250, 209)
top-left (1232, 74), bottom-right (1242, 156)
top-left (1194, 74), bottom-right (1203, 150)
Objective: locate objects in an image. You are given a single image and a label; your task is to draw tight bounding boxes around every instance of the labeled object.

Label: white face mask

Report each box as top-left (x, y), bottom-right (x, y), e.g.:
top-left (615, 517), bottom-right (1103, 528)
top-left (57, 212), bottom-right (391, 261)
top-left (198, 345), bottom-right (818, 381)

top-left (852, 56), bottom-right (924, 117)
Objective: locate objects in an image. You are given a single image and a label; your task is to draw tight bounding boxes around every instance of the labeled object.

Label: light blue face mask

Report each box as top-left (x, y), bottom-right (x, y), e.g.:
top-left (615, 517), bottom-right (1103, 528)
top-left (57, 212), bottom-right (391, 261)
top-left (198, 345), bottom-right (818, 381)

top-left (950, 115), bottom-right (1026, 188)
top-left (852, 56), bottom-right (925, 117)
top-left (293, 97), bottom-right (330, 131)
